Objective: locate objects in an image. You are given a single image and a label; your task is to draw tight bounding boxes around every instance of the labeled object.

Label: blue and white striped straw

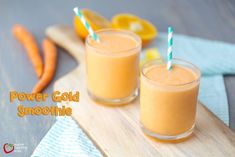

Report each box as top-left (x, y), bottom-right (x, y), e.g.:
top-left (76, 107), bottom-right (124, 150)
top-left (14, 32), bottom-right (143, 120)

top-left (167, 27), bottom-right (173, 70)
top-left (73, 7), bottom-right (100, 42)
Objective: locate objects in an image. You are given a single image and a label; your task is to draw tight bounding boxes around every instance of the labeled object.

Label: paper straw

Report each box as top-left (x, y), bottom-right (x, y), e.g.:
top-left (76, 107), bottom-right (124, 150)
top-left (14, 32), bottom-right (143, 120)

top-left (167, 27), bottom-right (173, 70)
top-left (73, 7), bottom-right (100, 42)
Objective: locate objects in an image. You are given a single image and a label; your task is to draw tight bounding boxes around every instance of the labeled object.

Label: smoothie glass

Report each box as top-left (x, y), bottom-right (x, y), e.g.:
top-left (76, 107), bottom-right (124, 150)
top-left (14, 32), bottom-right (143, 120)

top-left (85, 29), bottom-right (141, 105)
top-left (140, 58), bottom-right (201, 140)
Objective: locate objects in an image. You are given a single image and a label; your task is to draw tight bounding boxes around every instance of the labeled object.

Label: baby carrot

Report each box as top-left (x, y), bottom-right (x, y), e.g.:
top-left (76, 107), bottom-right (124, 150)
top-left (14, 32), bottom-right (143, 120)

top-left (12, 24), bottom-right (43, 78)
top-left (32, 38), bottom-right (57, 93)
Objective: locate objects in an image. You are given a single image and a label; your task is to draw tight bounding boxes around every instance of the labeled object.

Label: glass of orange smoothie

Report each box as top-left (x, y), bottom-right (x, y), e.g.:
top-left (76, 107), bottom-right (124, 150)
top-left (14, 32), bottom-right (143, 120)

top-left (85, 29), bottom-right (141, 105)
top-left (140, 58), bottom-right (201, 140)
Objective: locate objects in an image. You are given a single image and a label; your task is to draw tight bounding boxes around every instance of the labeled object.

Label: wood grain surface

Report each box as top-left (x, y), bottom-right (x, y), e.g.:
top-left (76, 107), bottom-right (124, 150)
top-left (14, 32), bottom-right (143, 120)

top-left (47, 25), bottom-right (235, 157)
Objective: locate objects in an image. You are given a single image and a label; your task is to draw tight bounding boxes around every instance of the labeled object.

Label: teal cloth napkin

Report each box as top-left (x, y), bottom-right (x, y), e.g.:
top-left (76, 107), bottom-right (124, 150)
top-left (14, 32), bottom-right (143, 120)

top-left (156, 33), bottom-right (235, 75)
top-left (199, 75), bottom-right (229, 123)
top-left (32, 116), bottom-right (102, 157)
top-left (32, 33), bottom-right (235, 157)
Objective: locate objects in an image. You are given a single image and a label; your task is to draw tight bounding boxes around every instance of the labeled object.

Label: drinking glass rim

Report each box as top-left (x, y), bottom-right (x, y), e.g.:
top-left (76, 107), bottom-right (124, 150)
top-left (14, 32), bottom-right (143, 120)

top-left (85, 28), bottom-right (141, 55)
top-left (141, 58), bottom-right (201, 87)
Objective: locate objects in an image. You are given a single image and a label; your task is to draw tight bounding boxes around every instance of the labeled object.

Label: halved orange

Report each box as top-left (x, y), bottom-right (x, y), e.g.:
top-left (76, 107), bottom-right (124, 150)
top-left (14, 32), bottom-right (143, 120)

top-left (74, 9), bottom-right (111, 39)
top-left (112, 13), bottom-right (157, 47)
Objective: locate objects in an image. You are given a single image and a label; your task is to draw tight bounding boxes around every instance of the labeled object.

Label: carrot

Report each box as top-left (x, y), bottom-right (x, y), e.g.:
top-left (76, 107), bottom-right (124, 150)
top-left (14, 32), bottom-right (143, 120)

top-left (32, 39), bottom-right (57, 93)
top-left (12, 24), bottom-right (43, 78)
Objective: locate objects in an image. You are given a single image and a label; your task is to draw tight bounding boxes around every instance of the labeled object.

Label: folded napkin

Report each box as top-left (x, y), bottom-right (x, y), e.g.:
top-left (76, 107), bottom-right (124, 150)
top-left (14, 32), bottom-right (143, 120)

top-left (156, 33), bottom-right (235, 75)
top-left (32, 33), bottom-right (235, 157)
top-left (32, 116), bottom-right (102, 157)
top-left (200, 75), bottom-right (229, 123)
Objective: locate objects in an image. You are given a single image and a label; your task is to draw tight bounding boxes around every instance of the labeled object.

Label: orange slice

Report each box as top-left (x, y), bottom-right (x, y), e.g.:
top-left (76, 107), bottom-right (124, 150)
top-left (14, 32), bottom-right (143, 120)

top-left (74, 9), bottom-right (111, 39)
top-left (112, 13), bottom-right (157, 47)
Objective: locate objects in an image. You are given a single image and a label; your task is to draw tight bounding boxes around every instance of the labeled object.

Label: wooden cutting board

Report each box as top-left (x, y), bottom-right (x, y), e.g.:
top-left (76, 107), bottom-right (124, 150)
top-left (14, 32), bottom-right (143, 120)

top-left (46, 25), bottom-right (235, 157)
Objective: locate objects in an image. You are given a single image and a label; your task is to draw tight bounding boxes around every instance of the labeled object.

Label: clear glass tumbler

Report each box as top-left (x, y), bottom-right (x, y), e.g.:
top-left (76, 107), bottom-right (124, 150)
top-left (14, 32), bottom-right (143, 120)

top-left (140, 58), bottom-right (201, 140)
top-left (85, 29), bottom-right (141, 105)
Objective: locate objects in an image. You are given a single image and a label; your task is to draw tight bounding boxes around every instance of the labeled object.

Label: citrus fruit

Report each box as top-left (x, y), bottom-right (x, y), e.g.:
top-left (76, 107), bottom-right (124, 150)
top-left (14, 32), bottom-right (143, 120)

top-left (140, 48), bottom-right (161, 68)
top-left (74, 9), bottom-right (111, 39)
top-left (112, 13), bottom-right (157, 47)
top-left (145, 48), bottom-right (160, 60)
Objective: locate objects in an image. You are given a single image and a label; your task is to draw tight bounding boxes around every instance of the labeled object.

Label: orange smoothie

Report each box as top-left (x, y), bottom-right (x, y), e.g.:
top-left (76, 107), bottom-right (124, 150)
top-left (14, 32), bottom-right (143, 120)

top-left (140, 59), bottom-right (200, 140)
top-left (86, 29), bottom-right (141, 105)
